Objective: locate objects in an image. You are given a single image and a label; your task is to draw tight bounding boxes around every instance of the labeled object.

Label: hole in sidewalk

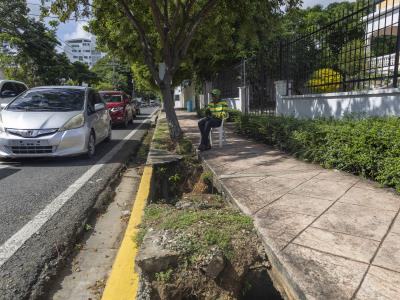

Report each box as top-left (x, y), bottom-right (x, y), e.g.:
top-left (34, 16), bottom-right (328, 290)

top-left (241, 267), bottom-right (283, 300)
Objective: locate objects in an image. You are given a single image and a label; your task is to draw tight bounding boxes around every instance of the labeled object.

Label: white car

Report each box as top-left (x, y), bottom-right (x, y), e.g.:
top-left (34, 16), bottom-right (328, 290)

top-left (0, 86), bottom-right (112, 158)
top-left (0, 80), bottom-right (28, 106)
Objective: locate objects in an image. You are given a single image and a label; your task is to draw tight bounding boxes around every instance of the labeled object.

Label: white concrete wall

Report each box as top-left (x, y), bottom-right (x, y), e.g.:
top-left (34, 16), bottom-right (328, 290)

top-left (275, 81), bottom-right (400, 118)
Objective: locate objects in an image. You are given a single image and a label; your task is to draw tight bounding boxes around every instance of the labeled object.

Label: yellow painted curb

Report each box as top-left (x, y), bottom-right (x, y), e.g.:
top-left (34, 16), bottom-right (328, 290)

top-left (101, 166), bottom-right (153, 300)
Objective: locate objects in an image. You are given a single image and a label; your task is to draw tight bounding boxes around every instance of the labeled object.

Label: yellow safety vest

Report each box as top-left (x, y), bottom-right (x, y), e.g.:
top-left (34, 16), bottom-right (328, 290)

top-left (208, 101), bottom-right (228, 119)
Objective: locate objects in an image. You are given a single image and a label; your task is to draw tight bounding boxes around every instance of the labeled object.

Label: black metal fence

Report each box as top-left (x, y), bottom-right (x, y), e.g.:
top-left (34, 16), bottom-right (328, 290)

top-left (211, 0), bottom-right (400, 112)
top-left (284, 0), bottom-right (400, 95)
top-left (211, 55), bottom-right (278, 114)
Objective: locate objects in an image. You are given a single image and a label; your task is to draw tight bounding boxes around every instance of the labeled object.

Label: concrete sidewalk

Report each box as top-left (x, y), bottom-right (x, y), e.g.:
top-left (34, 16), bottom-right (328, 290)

top-left (178, 111), bottom-right (400, 300)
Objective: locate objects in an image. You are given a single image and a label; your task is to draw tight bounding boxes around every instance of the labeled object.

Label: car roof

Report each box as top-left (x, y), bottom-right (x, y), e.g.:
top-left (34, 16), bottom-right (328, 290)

top-left (0, 79), bottom-right (27, 86)
top-left (99, 90), bottom-right (124, 94)
top-left (31, 86), bottom-right (88, 90)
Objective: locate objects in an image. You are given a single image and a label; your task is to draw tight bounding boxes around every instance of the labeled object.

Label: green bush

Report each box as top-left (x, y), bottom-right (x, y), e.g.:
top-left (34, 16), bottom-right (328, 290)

top-left (234, 114), bottom-right (400, 191)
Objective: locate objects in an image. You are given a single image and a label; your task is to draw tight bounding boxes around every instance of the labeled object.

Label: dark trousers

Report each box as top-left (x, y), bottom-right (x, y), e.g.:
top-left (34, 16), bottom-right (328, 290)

top-left (198, 117), bottom-right (222, 146)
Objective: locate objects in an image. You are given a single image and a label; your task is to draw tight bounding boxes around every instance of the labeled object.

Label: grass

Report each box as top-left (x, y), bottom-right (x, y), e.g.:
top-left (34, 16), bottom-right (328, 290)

top-left (152, 118), bottom-right (173, 151)
top-left (137, 202), bottom-right (254, 260)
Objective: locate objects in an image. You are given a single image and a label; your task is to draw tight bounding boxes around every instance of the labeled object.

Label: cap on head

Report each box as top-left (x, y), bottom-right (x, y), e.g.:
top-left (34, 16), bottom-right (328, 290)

top-left (211, 89), bottom-right (221, 97)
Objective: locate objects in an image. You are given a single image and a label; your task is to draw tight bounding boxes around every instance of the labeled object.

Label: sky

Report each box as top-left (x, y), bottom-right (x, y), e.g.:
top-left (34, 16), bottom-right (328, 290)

top-left (26, 0), bottom-right (346, 48)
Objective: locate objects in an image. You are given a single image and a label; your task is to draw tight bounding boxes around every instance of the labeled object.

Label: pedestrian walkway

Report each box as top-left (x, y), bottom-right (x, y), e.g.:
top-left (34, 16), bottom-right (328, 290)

top-left (178, 111), bottom-right (400, 300)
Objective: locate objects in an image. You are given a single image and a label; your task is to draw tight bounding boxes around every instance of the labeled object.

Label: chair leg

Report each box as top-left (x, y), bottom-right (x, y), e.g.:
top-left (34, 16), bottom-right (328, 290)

top-left (219, 128), bottom-right (223, 148)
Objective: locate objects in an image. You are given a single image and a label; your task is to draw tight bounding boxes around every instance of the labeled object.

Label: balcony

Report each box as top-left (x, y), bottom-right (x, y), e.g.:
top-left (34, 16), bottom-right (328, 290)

top-left (368, 53), bottom-right (396, 74)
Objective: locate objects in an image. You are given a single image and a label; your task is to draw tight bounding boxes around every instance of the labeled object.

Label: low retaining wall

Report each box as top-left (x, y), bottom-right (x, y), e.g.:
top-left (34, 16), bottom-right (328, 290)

top-left (275, 81), bottom-right (400, 118)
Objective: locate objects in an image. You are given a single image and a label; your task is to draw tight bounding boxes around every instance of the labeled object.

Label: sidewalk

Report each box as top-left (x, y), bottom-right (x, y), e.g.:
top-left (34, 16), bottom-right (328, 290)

top-left (178, 111), bottom-right (400, 300)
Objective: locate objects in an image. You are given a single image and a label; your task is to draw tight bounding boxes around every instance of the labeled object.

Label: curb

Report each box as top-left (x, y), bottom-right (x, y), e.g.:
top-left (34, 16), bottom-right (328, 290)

top-left (101, 165), bottom-right (153, 300)
top-left (101, 110), bottom-right (159, 300)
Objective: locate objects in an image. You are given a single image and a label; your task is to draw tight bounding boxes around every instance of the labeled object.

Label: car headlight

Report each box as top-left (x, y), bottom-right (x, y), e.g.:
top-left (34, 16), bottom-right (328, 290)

top-left (59, 113), bottom-right (85, 131)
top-left (110, 106), bottom-right (124, 112)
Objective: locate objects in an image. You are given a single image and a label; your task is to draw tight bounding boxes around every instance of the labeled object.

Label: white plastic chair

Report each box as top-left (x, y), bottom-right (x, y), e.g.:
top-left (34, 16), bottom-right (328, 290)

top-left (210, 118), bottom-right (227, 148)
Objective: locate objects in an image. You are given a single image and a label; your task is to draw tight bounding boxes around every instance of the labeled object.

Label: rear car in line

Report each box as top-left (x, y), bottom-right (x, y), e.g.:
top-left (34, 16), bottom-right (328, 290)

top-left (0, 80), bottom-right (28, 107)
top-left (0, 86), bottom-right (112, 158)
top-left (100, 91), bottom-right (136, 127)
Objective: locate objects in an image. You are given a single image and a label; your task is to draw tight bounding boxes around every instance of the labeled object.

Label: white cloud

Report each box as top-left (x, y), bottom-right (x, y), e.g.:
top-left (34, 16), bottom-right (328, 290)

top-left (63, 22), bottom-right (91, 41)
top-left (301, 0), bottom-right (355, 8)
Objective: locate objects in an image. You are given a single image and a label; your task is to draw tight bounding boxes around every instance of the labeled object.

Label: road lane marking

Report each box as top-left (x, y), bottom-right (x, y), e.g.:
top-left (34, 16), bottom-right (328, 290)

top-left (0, 110), bottom-right (158, 268)
top-left (101, 165), bottom-right (153, 300)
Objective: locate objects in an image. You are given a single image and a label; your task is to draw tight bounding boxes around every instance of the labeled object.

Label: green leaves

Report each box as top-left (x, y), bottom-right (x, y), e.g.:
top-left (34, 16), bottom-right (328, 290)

top-left (235, 113), bottom-right (400, 192)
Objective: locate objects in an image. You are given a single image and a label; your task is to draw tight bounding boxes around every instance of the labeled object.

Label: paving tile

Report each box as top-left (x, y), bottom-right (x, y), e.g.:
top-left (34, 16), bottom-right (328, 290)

top-left (290, 179), bottom-right (353, 201)
top-left (339, 186), bottom-right (400, 212)
top-left (354, 178), bottom-right (385, 190)
top-left (220, 176), bottom-right (265, 195)
top-left (314, 170), bottom-right (360, 184)
top-left (232, 176), bottom-right (304, 214)
top-left (355, 266), bottom-right (400, 300)
top-left (254, 207), bottom-right (315, 249)
top-left (313, 202), bottom-right (396, 241)
top-left (392, 215), bottom-right (400, 234)
top-left (373, 232), bottom-right (400, 273)
top-left (267, 169), bottom-right (321, 181)
top-left (294, 227), bottom-right (379, 263)
top-left (268, 193), bottom-right (333, 217)
top-left (282, 244), bottom-right (368, 300)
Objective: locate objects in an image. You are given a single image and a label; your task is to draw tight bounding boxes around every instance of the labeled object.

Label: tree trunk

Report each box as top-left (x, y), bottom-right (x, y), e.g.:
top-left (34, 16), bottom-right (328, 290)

top-left (160, 81), bottom-right (183, 140)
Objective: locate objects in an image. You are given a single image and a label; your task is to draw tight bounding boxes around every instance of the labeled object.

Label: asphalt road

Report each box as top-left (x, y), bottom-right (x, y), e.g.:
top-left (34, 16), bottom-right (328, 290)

top-left (0, 107), bottom-right (156, 300)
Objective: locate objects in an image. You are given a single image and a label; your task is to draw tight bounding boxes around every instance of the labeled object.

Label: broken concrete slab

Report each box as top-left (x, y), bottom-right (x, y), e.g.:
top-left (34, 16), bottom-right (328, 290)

top-left (136, 231), bottom-right (179, 274)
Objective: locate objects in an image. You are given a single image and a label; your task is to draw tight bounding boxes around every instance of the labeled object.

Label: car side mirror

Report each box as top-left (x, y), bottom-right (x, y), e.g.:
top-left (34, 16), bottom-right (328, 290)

top-left (94, 103), bottom-right (106, 112)
top-left (1, 90), bottom-right (17, 98)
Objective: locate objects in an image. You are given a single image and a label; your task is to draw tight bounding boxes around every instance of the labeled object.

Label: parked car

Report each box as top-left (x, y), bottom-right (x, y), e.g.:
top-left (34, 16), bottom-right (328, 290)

top-left (100, 91), bottom-right (135, 127)
top-left (0, 80), bottom-right (28, 107)
top-left (132, 100), bottom-right (141, 115)
top-left (0, 86), bottom-right (112, 158)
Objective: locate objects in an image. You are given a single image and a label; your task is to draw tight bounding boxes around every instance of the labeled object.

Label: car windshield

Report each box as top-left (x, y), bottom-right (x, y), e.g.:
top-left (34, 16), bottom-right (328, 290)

top-left (7, 88), bottom-right (85, 112)
top-left (101, 94), bottom-right (123, 103)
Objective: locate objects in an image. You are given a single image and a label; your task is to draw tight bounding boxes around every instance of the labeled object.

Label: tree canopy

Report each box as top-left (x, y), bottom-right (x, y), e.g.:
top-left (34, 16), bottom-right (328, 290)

top-left (49, 0), bottom-right (296, 139)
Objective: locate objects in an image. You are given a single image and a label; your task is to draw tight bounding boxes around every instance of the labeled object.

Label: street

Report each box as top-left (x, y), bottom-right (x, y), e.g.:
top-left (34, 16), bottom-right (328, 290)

top-left (0, 107), bottom-right (156, 299)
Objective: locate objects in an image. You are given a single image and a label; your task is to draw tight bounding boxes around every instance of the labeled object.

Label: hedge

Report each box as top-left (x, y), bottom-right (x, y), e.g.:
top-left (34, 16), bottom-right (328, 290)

top-left (234, 113), bottom-right (400, 191)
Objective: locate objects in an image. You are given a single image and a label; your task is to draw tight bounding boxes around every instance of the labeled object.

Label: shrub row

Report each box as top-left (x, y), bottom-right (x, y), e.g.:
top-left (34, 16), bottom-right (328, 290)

top-left (234, 113), bottom-right (400, 191)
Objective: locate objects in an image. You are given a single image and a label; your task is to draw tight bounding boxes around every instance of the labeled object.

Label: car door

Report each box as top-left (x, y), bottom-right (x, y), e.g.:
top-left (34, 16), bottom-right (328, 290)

top-left (94, 91), bottom-right (109, 140)
top-left (86, 89), bottom-right (104, 143)
top-left (123, 94), bottom-right (133, 119)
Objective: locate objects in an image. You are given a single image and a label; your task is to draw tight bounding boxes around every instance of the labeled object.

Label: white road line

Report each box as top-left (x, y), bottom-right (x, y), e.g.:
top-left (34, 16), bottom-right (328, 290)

top-left (0, 110), bottom-right (158, 268)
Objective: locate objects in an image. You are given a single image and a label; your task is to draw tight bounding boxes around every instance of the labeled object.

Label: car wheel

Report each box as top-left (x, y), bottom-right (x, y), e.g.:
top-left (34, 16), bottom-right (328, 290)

top-left (87, 132), bottom-right (96, 158)
top-left (105, 123), bottom-right (112, 142)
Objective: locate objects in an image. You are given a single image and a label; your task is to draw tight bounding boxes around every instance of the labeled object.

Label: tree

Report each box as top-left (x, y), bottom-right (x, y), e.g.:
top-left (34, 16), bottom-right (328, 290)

top-left (92, 55), bottom-right (134, 94)
top-left (70, 61), bottom-right (99, 86)
top-left (49, 0), bottom-right (293, 139)
top-left (0, 0), bottom-right (69, 86)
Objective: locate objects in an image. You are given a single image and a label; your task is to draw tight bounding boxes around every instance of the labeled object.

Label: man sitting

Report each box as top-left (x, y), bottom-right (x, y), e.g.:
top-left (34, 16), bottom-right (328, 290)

top-left (198, 89), bottom-right (228, 151)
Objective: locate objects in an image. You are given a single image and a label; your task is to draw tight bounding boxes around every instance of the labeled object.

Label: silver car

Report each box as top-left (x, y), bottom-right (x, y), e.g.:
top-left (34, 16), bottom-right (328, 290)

top-left (0, 86), bottom-right (112, 158)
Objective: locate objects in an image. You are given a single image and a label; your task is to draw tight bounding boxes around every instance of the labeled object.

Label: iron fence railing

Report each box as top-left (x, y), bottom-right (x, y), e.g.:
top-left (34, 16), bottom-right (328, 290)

top-left (283, 0), bottom-right (400, 95)
top-left (211, 0), bottom-right (400, 112)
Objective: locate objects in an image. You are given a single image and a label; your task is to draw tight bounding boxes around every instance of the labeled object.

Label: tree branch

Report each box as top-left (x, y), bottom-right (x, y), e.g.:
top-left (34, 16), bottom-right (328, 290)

top-left (117, 0), bottom-right (160, 85)
top-left (171, 0), bottom-right (219, 73)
